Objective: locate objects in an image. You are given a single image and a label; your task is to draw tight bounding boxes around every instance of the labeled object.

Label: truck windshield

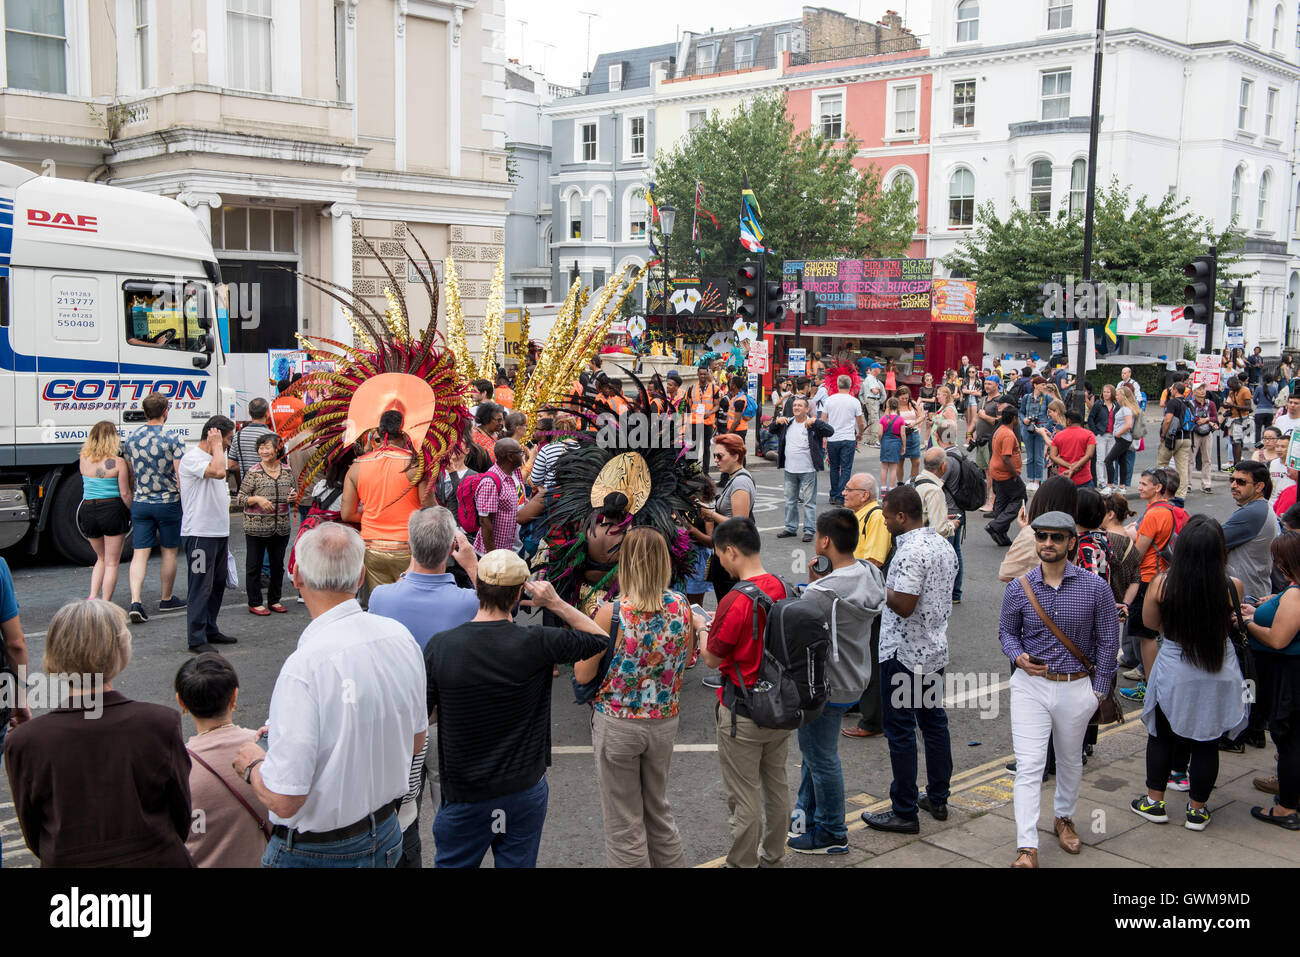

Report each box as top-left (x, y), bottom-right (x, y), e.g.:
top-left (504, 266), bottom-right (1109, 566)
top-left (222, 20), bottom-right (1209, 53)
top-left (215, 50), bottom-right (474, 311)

top-left (123, 280), bottom-right (209, 353)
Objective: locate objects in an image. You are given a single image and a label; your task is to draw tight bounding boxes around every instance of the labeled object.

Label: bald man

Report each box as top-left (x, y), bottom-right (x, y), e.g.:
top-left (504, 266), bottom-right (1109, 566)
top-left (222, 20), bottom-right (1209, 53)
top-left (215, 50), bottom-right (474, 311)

top-left (915, 448), bottom-right (955, 538)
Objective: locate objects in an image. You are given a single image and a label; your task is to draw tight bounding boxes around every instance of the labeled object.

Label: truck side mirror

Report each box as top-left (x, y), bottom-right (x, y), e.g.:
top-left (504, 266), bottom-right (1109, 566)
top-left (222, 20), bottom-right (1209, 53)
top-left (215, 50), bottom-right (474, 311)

top-left (192, 334), bottom-right (214, 368)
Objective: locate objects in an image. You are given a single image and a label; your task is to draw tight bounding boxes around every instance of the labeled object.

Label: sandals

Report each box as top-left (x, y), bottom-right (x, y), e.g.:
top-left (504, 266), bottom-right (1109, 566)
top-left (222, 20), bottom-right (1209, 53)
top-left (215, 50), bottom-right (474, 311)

top-left (269, 603), bottom-right (288, 613)
top-left (248, 605), bottom-right (271, 616)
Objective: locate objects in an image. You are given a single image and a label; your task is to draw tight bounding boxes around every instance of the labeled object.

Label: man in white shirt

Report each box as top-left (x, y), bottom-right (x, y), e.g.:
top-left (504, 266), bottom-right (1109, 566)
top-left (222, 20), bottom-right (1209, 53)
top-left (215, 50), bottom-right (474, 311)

top-left (179, 416), bottom-right (236, 654)
top-left (775, 396), bottom-right (834, 542)
top-left (1273, 393), bottom-right (1300, 436)
top-left (913, 448), bottom-right (956, 538)
top-left (234, 521), bottom-right (428, 868)
top-left (823, 375), bottom-right (867, 506)
top-left (1119, 367), bottom-right (1146, 408)
top-left (860, 364), bottom-right (885, 446)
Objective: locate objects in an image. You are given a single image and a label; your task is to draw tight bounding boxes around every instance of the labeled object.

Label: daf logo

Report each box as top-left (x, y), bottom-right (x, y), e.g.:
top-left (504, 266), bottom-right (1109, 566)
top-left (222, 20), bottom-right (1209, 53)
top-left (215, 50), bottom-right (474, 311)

top-left (27, 208), bottom-right (98, 233)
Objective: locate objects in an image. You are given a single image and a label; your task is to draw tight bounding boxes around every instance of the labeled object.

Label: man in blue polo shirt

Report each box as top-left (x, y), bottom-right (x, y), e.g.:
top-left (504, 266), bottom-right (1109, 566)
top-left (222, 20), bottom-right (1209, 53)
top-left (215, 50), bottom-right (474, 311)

top-left (0, 556), bottom-right (31, 863)
top-left (369, 506), bottom-right (480, 649)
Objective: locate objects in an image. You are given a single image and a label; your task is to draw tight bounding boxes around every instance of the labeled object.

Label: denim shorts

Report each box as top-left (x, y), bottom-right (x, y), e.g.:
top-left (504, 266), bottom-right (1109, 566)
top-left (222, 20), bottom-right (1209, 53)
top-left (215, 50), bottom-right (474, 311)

top-left (903, 429), bottom-right (921, 459)
top-left (131, 500), bottom-right (182, 549)
top-left (685, 548), bottom-right (710, 594)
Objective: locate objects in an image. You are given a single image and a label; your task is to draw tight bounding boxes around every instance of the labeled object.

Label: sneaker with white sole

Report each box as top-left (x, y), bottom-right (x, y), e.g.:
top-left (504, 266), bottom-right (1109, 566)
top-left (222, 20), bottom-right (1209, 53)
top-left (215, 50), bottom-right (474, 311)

top-left (787, 827), bottom-right (849, 855)
top-left (1123, 667), bottom-right (1145, 681)
top-left (1131, 795), bottom-right (1168, 823)
top-left (128, 602), bottom-right (149, 623)
top-left (1119, 682), bottom-right (1145, 702)
top-left (1167, 771), bottom-right (1191, 792)
top-left (701, 670), bottom-right (723, 690)
top-left (1184, 804), bottom-right (1211, 831)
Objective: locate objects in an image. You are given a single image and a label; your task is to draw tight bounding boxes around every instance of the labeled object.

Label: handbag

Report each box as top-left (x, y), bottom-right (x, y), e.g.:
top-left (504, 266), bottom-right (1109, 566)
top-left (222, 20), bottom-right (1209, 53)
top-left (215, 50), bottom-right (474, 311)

top-left (1016, 576), bottom-right (1125, 726)
top-left (572, 603), bottom-right (622, 704)
top-left (186, 746), bottom-right (273, 842)
top-left (1226, 581), bottom-right (1257, 690)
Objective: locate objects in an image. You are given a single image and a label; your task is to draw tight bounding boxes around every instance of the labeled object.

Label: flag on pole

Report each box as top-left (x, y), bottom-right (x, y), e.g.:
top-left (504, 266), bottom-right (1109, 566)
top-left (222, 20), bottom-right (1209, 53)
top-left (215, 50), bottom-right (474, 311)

top-left (739, 172), bottom-right (765, 253)
top-left (691, 165), bottom-right (720, 241)
top-left (1104, 299), bottom-right (1118, 343)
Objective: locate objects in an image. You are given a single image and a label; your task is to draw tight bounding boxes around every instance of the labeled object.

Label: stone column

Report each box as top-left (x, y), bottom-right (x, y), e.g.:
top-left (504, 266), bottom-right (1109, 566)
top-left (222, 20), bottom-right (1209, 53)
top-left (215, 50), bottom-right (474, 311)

top-left (323, 203), bottom-right (363, 343)
top-left (177, 191), bottom-right (223, 241)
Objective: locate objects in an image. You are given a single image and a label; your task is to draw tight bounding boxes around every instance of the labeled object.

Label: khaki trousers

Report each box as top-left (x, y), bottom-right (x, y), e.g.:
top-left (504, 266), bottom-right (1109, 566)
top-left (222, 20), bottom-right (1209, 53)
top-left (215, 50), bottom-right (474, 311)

top-left (592, 710), bottom-right (686, 868)
top-left (716, 702), bottom-right (792, 868)
top-left (361, 546), bottom-right (410, 607)
top-left (1155, 438), bottom-right (1191, 498)
top-left (1191, 432), bottom-right (1215, 490)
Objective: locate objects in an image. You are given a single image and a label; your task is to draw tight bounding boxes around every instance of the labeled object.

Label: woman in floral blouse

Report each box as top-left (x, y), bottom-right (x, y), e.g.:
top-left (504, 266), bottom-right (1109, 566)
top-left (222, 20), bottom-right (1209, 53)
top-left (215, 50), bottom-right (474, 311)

top-left (235, 433), bottom-right (295, 615)
top-left (575, 527), bottom-right (705, 867)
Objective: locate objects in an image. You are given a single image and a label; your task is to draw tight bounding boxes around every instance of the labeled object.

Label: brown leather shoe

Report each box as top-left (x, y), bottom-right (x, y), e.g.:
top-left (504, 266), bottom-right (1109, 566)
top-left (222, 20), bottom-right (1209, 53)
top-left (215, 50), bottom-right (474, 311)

top-left (1011, 847), bottom-right (1038, 868)
top-left (1254, 775), bottom-right (1279, 795)
top-left (1055, 816), bottom-right (1082, 854)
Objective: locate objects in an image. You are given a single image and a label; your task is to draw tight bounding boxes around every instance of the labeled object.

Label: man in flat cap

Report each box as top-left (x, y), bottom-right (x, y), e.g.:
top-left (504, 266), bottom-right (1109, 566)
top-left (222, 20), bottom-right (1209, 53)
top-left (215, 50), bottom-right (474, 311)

top-left (997, 511), bottom-right (1119, 868)
top-left (422, 550), bottom-right (608, 868)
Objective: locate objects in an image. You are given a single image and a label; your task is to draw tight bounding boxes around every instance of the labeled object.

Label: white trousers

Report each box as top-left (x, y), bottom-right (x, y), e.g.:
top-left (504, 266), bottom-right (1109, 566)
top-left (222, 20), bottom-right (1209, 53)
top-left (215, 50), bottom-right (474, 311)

top-left (1009, 669), bottom-right (1097, 849)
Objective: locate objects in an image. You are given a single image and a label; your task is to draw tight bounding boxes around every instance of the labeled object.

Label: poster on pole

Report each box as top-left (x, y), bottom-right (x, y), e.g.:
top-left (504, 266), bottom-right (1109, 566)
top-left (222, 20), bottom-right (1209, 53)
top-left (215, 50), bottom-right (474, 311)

top-left (1288, 429), bottom-right (1300, 471)
top-left (788, 348), bottom-right (807, 375)
top-left (1192, 353), bottom-right (1222, 391)
top-left (1226, 325), bottom-right (1245, 350)
top-left (1051, 331), bottom-right (1064, 356)
top-left (930, 279), bottom-right (976, 323)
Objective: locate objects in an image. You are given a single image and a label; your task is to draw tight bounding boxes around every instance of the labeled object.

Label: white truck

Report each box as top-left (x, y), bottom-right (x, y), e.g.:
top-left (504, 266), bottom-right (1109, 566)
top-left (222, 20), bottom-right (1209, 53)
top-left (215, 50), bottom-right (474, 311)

top-left (0, 160), bottom-right (234, 564)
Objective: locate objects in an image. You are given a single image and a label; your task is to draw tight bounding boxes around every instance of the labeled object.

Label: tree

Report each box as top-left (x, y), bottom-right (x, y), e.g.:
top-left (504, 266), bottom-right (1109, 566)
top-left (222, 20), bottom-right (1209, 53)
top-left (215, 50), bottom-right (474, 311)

top-left (942, 177), bottom-right (1253, 321)
top-left (651, 93), bottom-right (916, 274)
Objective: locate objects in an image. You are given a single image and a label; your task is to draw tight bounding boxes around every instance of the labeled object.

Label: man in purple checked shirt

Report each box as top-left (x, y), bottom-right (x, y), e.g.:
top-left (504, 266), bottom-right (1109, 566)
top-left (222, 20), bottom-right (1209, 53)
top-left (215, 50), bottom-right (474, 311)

top-left (998, 510), bottom-right (1119, 869)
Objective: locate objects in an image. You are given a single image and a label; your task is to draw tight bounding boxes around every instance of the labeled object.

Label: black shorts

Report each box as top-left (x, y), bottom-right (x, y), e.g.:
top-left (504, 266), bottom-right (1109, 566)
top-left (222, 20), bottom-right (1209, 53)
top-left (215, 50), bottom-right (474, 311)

top-left (1128, 578), bottom-right (1159, 639)
top-left (77, 498), bottom-right (131, 539)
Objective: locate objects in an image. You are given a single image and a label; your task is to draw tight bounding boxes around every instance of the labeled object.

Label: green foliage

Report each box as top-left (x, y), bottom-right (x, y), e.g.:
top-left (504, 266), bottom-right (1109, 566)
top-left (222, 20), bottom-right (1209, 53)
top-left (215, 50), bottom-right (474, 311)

top-left (651, 92), bottom-right (916, 273)
top-left (942, 178), bottom-right (1254, 321)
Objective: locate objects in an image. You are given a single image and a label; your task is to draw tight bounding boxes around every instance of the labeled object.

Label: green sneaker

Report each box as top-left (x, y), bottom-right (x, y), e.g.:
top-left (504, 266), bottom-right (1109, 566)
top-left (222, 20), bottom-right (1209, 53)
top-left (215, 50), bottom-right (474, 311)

top-left (1184, 804), bottom-right (1211, 831)
top-left (1119, 681), bottom-right (1145, 702)
top-left (1131, 795), bottom-right (1168, 823)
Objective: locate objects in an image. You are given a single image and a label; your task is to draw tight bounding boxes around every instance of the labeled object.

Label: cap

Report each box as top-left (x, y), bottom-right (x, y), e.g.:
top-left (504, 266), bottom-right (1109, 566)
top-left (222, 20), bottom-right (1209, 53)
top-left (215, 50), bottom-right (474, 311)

top-left (1030, 511), bottom-right (1076, 534)
top-left (666, 370), bottom-right (682, 383)
top-left (478, 549), bottom-right (530, 586)
top-left (870, 363), bottom-right (882, 370)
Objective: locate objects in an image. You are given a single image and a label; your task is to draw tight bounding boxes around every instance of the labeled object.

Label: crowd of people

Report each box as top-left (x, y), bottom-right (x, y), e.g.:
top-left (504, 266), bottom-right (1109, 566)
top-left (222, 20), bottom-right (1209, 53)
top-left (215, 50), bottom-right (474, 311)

top-left (1, 348), bottom-right (1298, 871)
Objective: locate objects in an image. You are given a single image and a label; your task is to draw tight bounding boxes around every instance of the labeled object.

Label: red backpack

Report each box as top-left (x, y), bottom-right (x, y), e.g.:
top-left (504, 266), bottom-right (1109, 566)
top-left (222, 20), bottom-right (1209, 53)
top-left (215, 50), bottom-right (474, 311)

top-left (455, 470), bottom-right (502, 535)
top-left (1149, 500), bottom-right (1189, 569)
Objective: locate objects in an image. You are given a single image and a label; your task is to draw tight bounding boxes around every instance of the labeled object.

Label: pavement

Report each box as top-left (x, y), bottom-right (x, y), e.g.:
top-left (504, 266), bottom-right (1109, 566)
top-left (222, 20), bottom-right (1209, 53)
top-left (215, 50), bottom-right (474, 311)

top-left (2, 431), bottom-right (1292, 868)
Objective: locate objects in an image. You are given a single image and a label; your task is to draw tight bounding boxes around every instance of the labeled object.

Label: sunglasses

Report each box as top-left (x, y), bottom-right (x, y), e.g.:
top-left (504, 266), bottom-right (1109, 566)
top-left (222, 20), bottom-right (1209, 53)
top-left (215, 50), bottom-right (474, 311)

top-left (712, 452), bottom-right (726, 459)
top-left (1033, 531), bottom-right (1070, 544)
top-left (1229, 476), bottom-right (1254, 485)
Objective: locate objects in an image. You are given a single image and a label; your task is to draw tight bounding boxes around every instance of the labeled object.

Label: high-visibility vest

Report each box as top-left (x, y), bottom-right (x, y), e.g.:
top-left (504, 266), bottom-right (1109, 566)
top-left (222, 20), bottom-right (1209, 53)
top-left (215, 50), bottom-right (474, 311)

top-left (685, 383), bottom-right (719, 426)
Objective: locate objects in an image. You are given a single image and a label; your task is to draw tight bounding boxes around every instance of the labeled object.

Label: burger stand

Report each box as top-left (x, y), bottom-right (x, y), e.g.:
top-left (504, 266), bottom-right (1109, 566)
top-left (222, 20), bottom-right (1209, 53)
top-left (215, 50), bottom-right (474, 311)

top-left (769, 259), bottom-right (983, 387)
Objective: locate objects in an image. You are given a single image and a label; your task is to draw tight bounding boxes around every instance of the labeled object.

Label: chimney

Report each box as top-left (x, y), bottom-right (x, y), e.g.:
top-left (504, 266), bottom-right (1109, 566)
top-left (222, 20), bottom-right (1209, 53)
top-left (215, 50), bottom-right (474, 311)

top-left (580, 71), bottom-right (592, 94)
top-left (879, 10), bottom-right (903, 31)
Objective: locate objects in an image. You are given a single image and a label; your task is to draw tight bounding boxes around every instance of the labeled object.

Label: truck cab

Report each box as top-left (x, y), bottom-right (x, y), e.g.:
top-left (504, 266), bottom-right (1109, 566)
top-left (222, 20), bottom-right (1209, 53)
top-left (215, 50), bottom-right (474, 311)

top-left (0, 161), bottom-right (233, 563)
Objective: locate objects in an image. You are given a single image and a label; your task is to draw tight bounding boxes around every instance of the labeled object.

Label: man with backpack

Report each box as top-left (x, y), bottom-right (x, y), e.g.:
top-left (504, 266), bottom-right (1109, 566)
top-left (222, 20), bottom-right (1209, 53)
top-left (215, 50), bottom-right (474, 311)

top-left (699, 517), bottom-right (803, 867)
top-left (1156, 380), bottom-right (1193, 499)
top-left (788, 508), bottom-right (885, 855)
top-left (1119, 467), bottom-right (1185, 701)
top-left (862, 486), bottom-right (958, 834)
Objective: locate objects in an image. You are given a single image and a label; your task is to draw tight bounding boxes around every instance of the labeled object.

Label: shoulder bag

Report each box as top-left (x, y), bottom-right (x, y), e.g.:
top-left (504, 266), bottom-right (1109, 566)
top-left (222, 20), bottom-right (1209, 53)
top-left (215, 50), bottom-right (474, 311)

top-left (1016, 575), bottom-right (1125, 726)
top-left (186, 746), bottom-right (273, 842)
top-left (572, 604), bottom-right (622, 705)
top-left (1226, 579), bottom-right (1256, 690)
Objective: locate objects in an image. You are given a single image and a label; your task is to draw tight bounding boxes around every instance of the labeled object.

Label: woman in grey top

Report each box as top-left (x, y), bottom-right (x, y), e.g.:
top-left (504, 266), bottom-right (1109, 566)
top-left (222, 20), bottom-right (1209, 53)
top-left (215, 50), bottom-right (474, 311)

top-left (698, 433), bottom-right (755, 601)
top-left (1131, 515), bottom-right (1249, 832)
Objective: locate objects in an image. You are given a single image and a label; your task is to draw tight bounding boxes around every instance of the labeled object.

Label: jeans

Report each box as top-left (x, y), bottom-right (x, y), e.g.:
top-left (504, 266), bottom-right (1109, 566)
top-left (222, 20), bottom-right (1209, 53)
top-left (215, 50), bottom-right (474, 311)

top-left (1023, 430), bottom-right (1045, 481)
top-left (1125, 446), bottom-right (1137, 485)
top-left (880, 657), bottom-right (952, 819)
top-left (433, 776), bottom-right (549, 868)
top-left (988, 475), bottom-right (1026, 537)
top-left (245, 532), bottom-right (288, 608)
top-left (783, 471), bottom-right (817, 534)
top-left (795, 702), bottom-right (852, 841)
top-left (827, 440), bottom-right (856, 501)
top-left (262, 810), bottom-right (402, 868)
top-left (0, 722), bottom-right (6, 866)
top-left (183, 535), bottom-right (228, 649)
top-left (949, 522), bottom-right (964, 600)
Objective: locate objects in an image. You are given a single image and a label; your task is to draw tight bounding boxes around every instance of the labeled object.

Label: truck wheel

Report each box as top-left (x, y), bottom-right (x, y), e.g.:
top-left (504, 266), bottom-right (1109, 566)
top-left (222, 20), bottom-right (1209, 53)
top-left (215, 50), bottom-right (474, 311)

top-left (47, 473), bottom-right (134, 567)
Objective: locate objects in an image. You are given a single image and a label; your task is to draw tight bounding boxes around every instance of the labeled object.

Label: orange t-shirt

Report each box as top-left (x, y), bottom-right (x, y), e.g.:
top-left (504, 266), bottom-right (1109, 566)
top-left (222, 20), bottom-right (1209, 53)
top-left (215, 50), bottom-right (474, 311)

top-left (270, 395), bottom-right (305, 441)
top-left (494, 385), bottom-right (515, 409)
top-left (1230, 386), bottom-right (1253, 419)
top-left (1136, 503), bottom-right (1175, 582)
top-left (989, 425), bottom-right (1022, 481)
top-left (356, 446), bottom-right (420, 543)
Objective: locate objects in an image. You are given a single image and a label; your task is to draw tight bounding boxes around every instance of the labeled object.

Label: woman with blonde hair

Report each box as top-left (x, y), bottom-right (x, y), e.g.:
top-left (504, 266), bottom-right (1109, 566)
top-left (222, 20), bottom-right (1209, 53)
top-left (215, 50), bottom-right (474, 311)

top-left (1107, 387), bottom-right (1141, 489)
top-left (896, 386), bottom-right (923, 480)
top-left (3, 599), bottom-right (193, 866)
top-left (576, 527), bottom-right (704, 867)
top-left (929, 386), bottom-right (959, 447)
top-left (78, 420), bottom-right (132, 602)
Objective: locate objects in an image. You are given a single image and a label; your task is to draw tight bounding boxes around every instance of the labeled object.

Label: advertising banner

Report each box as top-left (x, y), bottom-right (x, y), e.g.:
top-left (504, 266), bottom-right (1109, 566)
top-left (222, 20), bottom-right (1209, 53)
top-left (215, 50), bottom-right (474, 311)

top-left (781, 259), bottom-right (934, 310)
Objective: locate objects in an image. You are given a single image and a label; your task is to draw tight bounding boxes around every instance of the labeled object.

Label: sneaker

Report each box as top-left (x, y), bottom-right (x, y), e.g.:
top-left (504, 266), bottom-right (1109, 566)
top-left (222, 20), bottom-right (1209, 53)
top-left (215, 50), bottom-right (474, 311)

top-left (1130, 795), bottom-right (1168, 823)
top-left (1184, 804), bottom-right (1211, 831)
top-left (157, 596), bottom-right (187, 613)
top-left (189, 642), bottom-right (219, 655)
top-left (787, 827), bottom-right (849, 855)
top-left (777, 530), bottom-right (797, 538)
top-left (701, 670), bottom-right (723, 690)
top-left (1119, 682), bottom-right (1145, 702)
top-left (1167, 771), bottom-right (1191, 792)
top-left (1122, 667), bottom-right (1145, 682)
top-left (128, 602), bottom-right (149, 623)
top-left (801, 534), bottom-right (813, 543)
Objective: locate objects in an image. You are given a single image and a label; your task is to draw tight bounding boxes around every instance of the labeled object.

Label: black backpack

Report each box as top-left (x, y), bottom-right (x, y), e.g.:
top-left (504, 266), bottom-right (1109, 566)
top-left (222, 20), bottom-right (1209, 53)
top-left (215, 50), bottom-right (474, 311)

top-left (946, 447), bottom-right (987, 512)
top-left (721, 580), bottom-right (830, 735)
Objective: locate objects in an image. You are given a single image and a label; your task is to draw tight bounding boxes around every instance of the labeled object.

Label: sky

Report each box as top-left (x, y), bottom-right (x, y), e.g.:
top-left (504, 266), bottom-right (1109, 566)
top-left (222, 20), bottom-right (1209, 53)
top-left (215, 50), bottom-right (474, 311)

top-left (504, 0), bottom-right (933, 88)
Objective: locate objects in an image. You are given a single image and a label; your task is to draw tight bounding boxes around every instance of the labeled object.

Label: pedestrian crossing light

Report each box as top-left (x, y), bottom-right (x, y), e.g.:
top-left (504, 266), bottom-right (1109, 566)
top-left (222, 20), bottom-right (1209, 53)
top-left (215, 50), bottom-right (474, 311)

top-left (1183, 252), bottom-right (1218, 326)
top-left (737, 262), bottom-right (759, 322)
top-left (804, 291), bottom-right (828, 327)
top-left (764, 278), bottom-right (784, 327)
top-left (1227, 280), bottom-right (1245, 327)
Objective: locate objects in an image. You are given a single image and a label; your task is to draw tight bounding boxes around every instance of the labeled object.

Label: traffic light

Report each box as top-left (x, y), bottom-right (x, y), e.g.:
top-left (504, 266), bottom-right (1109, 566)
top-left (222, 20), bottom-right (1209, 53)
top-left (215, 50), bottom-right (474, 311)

top-left (1183, 251), bottom-right (1218, 326)
top-left (1227, 280), bottom-right (1245, 326)
top-left (803, 291), bottom-right (828, 326)
top-left (737, 262), bottom-right (759, 322)
top-left (812, 302), bottom-right (828, 326)
top-left (764, 279), bottom-right (784, 327)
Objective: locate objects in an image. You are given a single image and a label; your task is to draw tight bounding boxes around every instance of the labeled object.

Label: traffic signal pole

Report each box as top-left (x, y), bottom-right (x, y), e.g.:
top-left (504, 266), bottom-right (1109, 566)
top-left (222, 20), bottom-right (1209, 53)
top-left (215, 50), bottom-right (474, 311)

top-left (795, 268), bottom-right (804, 349)
top-left (1074, 0), bottom-right (1106, 416)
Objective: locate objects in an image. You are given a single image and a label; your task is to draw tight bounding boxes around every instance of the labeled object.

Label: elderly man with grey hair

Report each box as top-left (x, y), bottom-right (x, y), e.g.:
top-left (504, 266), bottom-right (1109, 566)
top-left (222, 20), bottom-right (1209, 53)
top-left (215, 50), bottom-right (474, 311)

top-left (823, 374), bottom-right (867, 505)
top-left (233, 522), bottom-right (428, 868)
top-left (933, 422), bottom-right (969, 603)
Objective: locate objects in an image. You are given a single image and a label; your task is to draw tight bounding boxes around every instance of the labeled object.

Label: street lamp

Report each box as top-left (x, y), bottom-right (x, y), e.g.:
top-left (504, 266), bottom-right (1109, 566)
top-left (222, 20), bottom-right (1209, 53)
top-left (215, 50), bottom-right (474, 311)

top-left (658, 201), bottom-right (676, 343)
